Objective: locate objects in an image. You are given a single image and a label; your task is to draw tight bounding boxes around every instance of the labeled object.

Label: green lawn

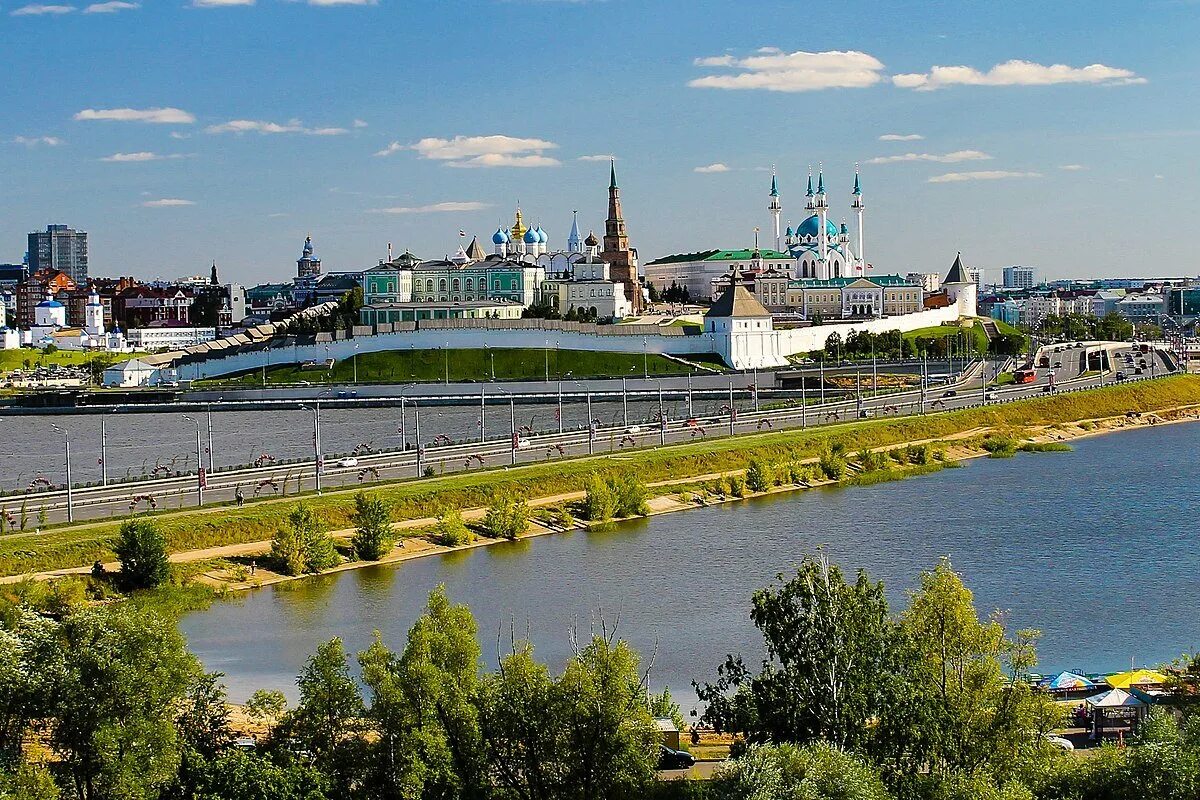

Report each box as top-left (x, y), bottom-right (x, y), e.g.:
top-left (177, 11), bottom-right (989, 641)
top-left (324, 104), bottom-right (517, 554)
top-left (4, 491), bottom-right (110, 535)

top-left (203, 347), bottom-right (708, 386)
top-left (0, 349), bottom-right (146, 374)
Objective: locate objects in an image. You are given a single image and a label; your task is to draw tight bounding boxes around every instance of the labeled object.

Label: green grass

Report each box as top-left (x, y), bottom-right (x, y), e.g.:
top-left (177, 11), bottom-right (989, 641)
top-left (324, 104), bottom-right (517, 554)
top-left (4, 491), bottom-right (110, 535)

top-left (2, 374), bottom-right (1197, 577)
top-left (902, 320), bottom-right (991, 354)
top-left (0, 349), bottom-right (146, 374)
top-left (200, 347), bottom-right (704, 386)
top-left (991, 372), bottom-right (1015, 387)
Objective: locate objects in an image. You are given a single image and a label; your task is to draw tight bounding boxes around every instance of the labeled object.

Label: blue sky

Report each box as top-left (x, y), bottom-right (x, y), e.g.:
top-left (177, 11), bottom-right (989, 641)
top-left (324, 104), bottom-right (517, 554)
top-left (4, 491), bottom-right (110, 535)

top-left (2, 0), bottom-right (1197, 284)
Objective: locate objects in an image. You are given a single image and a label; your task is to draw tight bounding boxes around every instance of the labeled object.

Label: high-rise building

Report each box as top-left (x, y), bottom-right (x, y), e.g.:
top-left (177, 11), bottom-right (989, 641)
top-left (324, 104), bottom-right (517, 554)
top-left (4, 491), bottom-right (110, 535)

top-left (27, 225), bottom-right (88, 284)
top-left (600, 161), bottom-right (642, 313)
top-left (1003, 265), bottom-right (1036, 290)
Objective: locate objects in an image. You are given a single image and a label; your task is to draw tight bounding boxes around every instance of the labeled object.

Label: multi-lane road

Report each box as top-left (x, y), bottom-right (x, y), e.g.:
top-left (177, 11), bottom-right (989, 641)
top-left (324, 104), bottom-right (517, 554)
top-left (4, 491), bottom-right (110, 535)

top-left (11, 342), bottom-right (1174, 526)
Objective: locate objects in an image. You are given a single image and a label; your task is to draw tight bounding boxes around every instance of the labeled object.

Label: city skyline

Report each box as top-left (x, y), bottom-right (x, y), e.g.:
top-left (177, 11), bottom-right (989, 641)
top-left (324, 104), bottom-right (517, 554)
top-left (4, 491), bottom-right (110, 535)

top-left (3, 0), bottom-right (1197, 284)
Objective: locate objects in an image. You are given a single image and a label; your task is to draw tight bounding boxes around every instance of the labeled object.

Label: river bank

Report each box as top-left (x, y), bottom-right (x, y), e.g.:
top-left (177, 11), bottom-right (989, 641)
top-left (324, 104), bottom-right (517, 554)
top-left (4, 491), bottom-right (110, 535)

top-left (82, 399), bottom-right (1200, 594)
top-left (4, 375), bottom-right (1199, 579)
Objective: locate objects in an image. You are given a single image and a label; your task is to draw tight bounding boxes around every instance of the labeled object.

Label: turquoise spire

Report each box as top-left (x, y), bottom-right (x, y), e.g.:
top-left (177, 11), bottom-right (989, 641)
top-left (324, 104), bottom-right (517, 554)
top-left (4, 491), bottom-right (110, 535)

top-left (853, 170), bottom-right (862, 196)
top-left (609, 160), bottom-right (618, 190)
top-left (770, 172), bottom-right (779, 197)
top-left (806, 169), bottom-right (814, 197)
top-left (817, 168), bottom-right (825, 195)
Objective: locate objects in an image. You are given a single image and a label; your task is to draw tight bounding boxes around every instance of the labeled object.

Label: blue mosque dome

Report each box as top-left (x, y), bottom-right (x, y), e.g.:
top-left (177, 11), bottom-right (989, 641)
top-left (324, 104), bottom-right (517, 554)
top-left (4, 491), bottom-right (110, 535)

top-left (37, 299), bottom-right (63, 309)
top-left (794, 214), bottom-right (840, 239)
top-left (535, 226), bottom-right (547, 244)
top-left (492, 227), bottom-right (509, 244)
top-left (523, 227), bottom-right (539, 244)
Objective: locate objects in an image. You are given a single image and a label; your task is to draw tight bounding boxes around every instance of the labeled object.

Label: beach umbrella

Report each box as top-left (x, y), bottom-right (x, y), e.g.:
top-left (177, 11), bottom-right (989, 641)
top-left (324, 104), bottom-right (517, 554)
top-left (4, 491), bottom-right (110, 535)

top-left (1039, 671), bottom-right (1095, 691)
top-left (1085, 688), bottom-right (1147, 708)
top-left (1105, 669), bottom-right (1168, 689)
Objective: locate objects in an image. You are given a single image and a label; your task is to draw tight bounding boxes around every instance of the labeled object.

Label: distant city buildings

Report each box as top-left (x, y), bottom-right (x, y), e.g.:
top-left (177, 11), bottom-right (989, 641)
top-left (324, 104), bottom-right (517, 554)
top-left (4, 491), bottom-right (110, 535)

top-left (28, 225), bottom-right (88, 284)
top-left (1003, 265), bottom-right (1036, 290)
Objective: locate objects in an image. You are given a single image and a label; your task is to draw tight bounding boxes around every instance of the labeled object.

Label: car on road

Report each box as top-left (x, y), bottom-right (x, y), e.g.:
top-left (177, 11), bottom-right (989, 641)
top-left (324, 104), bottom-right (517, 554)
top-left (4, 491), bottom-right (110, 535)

top-left (1042, 385), bottom-right (1054, 393)
top-left (858, 409), bottom-right (872, 418)
top-left (1053, 362), bottom-right (1062, 368)
top-left (1135, 367), bottom-right (1144, 375)
top-left (626, 426), bottom-right (642, 434)
top-left (984, 392), bottom-right (997, 401)
top-left (517, 437), bottom-right (531, 450)
top-left (658, 746), bottom-right (696, 770)
top-left (1115, 372), bottom-right (1126, 380)
top-left (942, 390), bottom-right (957, 398)
top-left (336, 457), bottom-right (358, 468)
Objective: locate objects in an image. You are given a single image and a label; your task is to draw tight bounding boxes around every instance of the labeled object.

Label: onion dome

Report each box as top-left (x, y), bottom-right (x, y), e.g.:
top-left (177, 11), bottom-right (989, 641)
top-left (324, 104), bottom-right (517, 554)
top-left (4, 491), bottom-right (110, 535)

top-left (535, 226), bottom-right (548, 244)
top-left (523, 227), bottom-right (539, 245)
top-left (492, 227), bottom-right (509, 245)
top-left (584, 231), bottom-right (599, 247)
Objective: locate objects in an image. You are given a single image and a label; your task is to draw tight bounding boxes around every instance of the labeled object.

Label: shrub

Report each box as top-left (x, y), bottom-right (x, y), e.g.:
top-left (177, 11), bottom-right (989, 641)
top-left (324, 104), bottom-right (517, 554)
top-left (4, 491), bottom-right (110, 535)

top-left (433, 508), bottom-right (472, 546)
top-left (787, 462), bottom-right (808, 485)
top-left (583, 475), bottom-right (619, 522)
top-left (612, 472), bottom-right (650, 517)
top-left (981, 436), bottom-right (1017, 458)
top-left (350, 492), bottom-right (394, 561)
top-left (113, 518), bottom-right (170, 590)
top-left (270, 504), bottom-right (339, 576)
top-left (906, 444), bottom-right (932, 465)
top-left (818, 452), bottom-right (846, 481)
top-left (726, 474), bottom-right (745, 497)
top-left (745, 460), bottom-right (771, 493)
top-left (484, 493), bottom-right (529, 540)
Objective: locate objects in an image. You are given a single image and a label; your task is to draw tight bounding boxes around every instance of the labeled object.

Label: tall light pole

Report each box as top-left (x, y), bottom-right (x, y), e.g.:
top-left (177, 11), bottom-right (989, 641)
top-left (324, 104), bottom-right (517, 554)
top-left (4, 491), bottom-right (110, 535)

top-left (301, 403), bottom-right (322, 493)
top-left (480, 385), bottom-right (487, 443)
top-left (622, 373), bottom-right (631, 427)
top-left (728, 379), bottom-right (735, 436)
top-left (443, 343), bottom-right (449, 384)
top-left (686, 371), bottom-right (693, 419)
top-left (182, 415), bottom-right (205, 506)
top-left (100, 415), bottom-right (109, 488)
top-left (206, 405), bottom-right (215, 475)
top-left (50, 424), bottom-right (73, 523)
top-left (587, 390), bottom-right (595, 454)
top-left (353, 343), bottom-right (359, 384)
top-left (658, 383), bottom-right (666, 446)
top-left (643, 336), bottom-right (648, 378)
top-left (414, 403), bottom-right (423, 477)
top-left (509, 397), bottom-right (517, 465)
top-left (752, 366), bottom-right (760, 411)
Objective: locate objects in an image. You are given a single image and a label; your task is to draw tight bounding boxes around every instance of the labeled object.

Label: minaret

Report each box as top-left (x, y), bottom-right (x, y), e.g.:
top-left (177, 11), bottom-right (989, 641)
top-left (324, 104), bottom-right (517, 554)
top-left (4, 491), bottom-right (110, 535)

top-left (567, 211), bottom-right (583, 254)
top-left (815, 164), bottom-right (829, 268)
top-left (852, 164), bottom-right (865, 269)
top-left (768, 168), bottom-right (782, 252)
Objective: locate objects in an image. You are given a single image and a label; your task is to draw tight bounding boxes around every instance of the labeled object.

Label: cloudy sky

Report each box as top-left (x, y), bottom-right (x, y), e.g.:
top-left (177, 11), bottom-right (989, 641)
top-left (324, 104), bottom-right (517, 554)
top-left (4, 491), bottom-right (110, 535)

top-left (1, 0), bottom-right (1194, 283)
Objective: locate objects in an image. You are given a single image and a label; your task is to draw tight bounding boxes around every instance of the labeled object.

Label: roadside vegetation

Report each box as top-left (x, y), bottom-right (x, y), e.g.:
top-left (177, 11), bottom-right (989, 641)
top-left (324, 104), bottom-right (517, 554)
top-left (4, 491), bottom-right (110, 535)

top-left (0, 375), bottom-right (1196, 576)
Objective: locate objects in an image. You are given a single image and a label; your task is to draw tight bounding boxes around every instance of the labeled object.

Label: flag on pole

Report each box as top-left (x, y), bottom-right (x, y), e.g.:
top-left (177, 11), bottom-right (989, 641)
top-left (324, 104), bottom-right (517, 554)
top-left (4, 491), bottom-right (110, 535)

top-left (458, 229), bottom-right (466, 237)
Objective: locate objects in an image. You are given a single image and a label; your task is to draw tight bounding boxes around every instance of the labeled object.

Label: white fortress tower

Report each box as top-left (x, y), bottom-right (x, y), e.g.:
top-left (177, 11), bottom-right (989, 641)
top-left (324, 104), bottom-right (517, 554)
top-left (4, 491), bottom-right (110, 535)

top-left (84, 289), bottom-right (105, 337)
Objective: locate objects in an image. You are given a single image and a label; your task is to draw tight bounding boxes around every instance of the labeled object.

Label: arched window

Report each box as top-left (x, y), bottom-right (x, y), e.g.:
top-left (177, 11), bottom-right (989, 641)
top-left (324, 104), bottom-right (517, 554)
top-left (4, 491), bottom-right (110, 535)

top-left (452, 278), bottom-right (460, 291)
top-left (466, 278), bottom-right (474, 291)
top-left (439, 279), bottom-right (448, 292)
top-left (425, 279), bottom-right (434, 292)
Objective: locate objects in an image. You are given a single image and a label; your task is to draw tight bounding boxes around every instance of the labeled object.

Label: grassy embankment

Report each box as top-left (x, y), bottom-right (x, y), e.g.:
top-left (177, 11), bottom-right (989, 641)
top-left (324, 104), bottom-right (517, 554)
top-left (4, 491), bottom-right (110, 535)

top-left (2, 374), bottom-right (1197, 577)
top-left (0, 349), bottom-right (146, 373)
top-left (201, 347), bottom-right (717, 386)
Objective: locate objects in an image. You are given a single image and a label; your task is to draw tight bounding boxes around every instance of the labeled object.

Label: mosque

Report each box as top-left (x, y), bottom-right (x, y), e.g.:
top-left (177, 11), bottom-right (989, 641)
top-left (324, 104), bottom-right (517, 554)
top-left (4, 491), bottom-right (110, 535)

top-left (776, 166), bottom-right (867, 281)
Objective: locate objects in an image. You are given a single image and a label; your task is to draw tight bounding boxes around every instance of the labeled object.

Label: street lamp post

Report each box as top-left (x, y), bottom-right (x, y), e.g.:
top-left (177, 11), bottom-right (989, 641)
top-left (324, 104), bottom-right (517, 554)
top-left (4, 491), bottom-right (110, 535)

top-left (100, 416), bottom-right (108, 488)
top-left (206, 406), bottom-right (215, 475)
top-left (480, 386), bottom-right (486, 443)
top-left (686, 372), bottom-right (693, 419)
top-left (728, 379), bottom-right (735, 436)
top-left (622, 372), bottom-right (631, 428)
top-left (182, 415), bottom-right (204, 506)
top-left (51, 424), bottom-right (73, 523)
top-left (586, 390), bottom-right (594, 454)
top-left (414, 404), bottom-right (423, 477)
top-left (509, 397), bottom-right (517, 465)
top-left (443, 343), bottom-right (449, 384)
top-left (353, 344), bottom-right (359, 384)
top-left (752, 367), bottom-right (760, 412)
top-left (658, 384), bottom-right (666, 446)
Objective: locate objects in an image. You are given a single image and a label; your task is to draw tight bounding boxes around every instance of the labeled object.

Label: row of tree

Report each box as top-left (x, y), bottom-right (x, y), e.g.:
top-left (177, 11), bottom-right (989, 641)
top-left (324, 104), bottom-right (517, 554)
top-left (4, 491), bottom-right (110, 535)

top-left (1037, 312), bottom-right (1134, 343)
top-left (816, 327), bottom-right (1026, 362)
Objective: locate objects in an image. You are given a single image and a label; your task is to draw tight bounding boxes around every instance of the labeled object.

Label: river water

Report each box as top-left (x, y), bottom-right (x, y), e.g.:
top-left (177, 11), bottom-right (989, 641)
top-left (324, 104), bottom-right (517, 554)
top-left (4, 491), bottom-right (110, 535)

top-left (180, 423), bottom-right (1200, 705)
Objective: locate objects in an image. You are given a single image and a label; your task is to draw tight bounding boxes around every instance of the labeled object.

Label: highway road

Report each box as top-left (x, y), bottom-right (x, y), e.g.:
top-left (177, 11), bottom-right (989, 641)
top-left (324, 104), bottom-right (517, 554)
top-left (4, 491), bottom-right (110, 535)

top-left (7, 343), bottom-right (1173, 526)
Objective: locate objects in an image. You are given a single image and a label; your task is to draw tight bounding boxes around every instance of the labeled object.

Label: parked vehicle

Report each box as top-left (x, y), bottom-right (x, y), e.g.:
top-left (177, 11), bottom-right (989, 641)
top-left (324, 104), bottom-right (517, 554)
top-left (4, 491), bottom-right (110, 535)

top-left (658, 746), bottom-right (696, 770)
top-left (336, 457), bottom-right (358, 468)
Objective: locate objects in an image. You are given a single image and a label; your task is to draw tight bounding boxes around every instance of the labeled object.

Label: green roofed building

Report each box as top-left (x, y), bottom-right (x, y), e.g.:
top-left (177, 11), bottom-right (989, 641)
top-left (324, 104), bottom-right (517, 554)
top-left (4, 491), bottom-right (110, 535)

top-left (644, 248), bottom-right (792, 301)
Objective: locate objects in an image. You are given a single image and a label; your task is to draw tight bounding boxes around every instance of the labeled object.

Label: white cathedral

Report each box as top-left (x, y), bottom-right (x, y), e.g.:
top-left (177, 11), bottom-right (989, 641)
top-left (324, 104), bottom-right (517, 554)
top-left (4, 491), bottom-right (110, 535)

top-left (774, 166), bottom-right (867, 280)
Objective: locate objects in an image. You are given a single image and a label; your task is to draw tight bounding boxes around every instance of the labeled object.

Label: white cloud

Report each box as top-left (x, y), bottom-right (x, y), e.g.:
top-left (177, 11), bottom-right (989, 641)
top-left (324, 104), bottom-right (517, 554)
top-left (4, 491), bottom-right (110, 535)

top-left (169, 131), bottom-right (191, 139)
top-left (369, 201), bottom-right (491, 214)
top-left (206, 119), bottom-right (347, 135)
top-left (894, 60), bottom-right (1145, 91)
top-left (10, 4), bottom-right (74, 14)
top-left (83, 0), bottom-right (138, 11)
top-left (75, 107), bottom-right (195, 124)
top-left (694, 163), bottom-right (731, 173)
top-left (578, 154), bottom-right (616, 162)
top-left (866, 150), bottom-right (991, 165)
top-left (307, 0), bottom-right (376, 5)
top-left (879, 133), bottom-right (923, 141)
top-left (12, 135), bottom-right (63, 146)
top-left (927, 170), bottom-right (1042, 183)
top-left (394, 134), bottom-right (561, 167)
top-left (445, 154), bottom-right (560, 168)
top-left (191, 0), bottom-right (253, 6)
top-left (1059, 164), bottom-right (1087, 171)
top-left (141, 198), bottom-right (195, 206)
top-left (101, 151), bottom-right (188, 162)
top-left (352, 119), bottom-right (368, 128)
top-left (690, 49), bottom-right (885, 92)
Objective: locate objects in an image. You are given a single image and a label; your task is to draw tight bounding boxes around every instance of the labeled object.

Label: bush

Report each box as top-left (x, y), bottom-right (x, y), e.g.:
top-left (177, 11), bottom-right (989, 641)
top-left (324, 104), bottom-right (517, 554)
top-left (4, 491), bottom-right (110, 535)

top-left (981, 436), bottom-right (1017, 458)
top-left (906, 443), bottom-right (932, 465)
top-left (745, 460), bottom-right (771, 493)
top-left (113, 518), bottom-right (170, 590)
top-left (818, 451), bottom-right (846, 480)
top-left (484, 493), bottom-right (529, 540)
top-left (270, 504), bottom-right (340, 576)
top-left (787, 462), bottom-right (808, 485)
top-left (433, 508), bottom-right (472, 546)
top-left (612, 472), bottom-right (650, 517)
top-left (726, 474), bottom-right (745, 497)
top-left (583, 475), bottom-right (619, 522)
top-left (350, 492), bottom-right (394, 561)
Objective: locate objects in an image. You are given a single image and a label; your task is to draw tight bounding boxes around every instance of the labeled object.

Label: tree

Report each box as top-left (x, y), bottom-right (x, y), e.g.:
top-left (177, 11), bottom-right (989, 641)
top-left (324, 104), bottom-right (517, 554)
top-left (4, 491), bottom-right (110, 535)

top-left (350, 492), bottom-right (393, 561)
top-left (358, 586), bottom-right (486, 799)
top-left (271, 505), bottom-right (339, 576)
top-left (899, 558), bottom-right (1060, 784)
top-left (695, 555), bottom-right (907, 760)
top-left (745, 460), bottom-right (771, 493)
top-left (824, 332), bottom-right (843, 361)
top-left (113, 518), bottom-right (170, 590)
top-left (483, 493), bottom-right (529, 540)
top-left (280, 638), bottom-right (366, 793)
top-left (433, 508), bottom-right (472, 546)
top-left (0, 761), bottom-right (60, 800)
top-left (245, 689), bottom-right (288, 725)
top-left (49, 604), bottom-right (199, 800)
top-left (583, 476), bottom-right (618, 523)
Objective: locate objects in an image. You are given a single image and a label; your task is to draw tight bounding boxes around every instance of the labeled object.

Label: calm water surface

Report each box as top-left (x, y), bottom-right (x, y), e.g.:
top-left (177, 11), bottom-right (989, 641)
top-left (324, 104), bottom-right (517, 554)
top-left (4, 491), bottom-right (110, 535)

top-left (180, 423), bottom-right (1200, 705)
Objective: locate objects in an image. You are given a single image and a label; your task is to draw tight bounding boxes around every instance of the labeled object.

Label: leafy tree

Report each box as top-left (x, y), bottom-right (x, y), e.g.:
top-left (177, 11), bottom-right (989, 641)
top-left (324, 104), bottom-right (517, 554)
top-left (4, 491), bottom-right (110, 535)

top-left (434, 508), bottom-right (473, 546)
top-left (271, 505), bottom-right (338, 576)
top-left (49, 604), bottom-right (199, 800)
top-left (350, 492), bottom-right (393, 561)
top-left (695, 555), bottom-right (908, 760)
top-left (483, 493), bottom-right (529, 540)
top-left (245, 689), bottom-right (288, 725)
top-left (279, 638), bottom-right (366, 793)
top-left (113, 518), bottom-right (171, 591)
top-left (358, 586), bottom-right (486, 799)
top-left (745, 460), bottom-right (771, 493)
top-left (178, 748), bottom-right (331, 800)
top-left (583, 475), bottom-right (619, 523)
top-left (711, 742), bottom-right (890, 800)
top-left (0, 761), bottom-right (60, 800)
top-left (611, 472), bottom-right (649, 517)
